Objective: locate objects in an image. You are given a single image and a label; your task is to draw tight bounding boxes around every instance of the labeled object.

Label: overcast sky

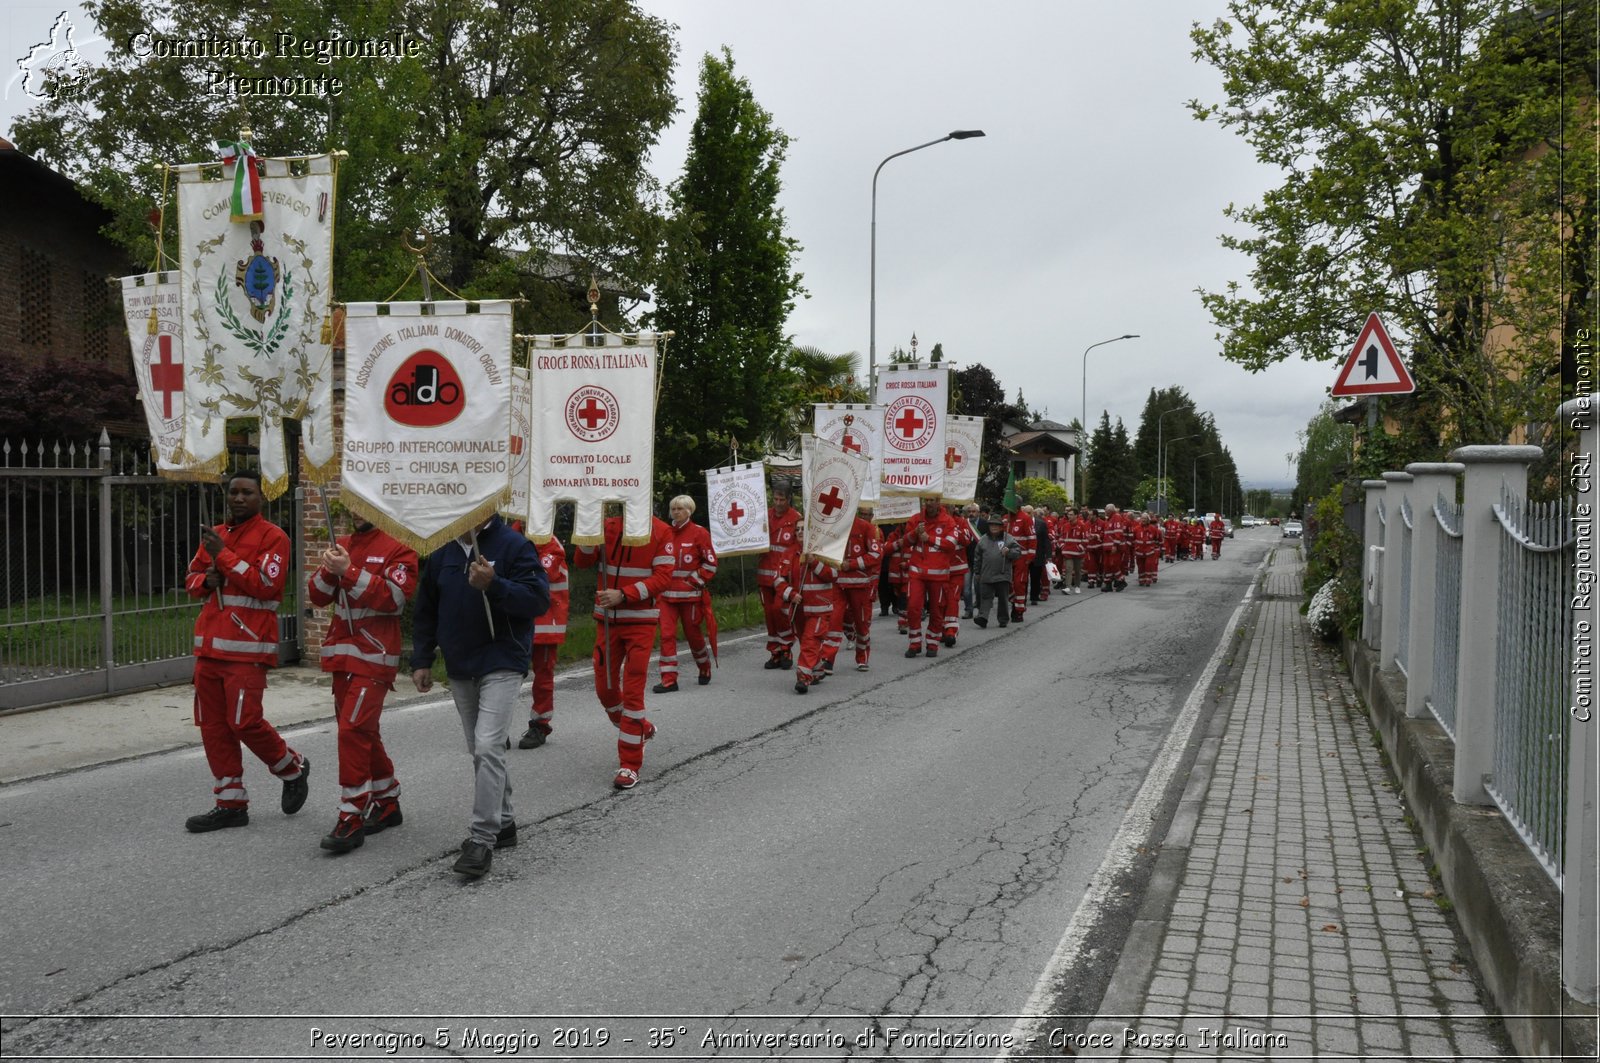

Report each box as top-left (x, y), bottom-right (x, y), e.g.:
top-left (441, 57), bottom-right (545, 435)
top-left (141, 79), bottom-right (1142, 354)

top-left (4, 0), bottom-right (1348, 488)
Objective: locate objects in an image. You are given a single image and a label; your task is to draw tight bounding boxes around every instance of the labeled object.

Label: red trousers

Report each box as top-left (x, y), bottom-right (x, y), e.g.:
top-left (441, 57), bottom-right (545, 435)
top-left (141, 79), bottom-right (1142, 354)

top-left (1136, 552), bottom-right (1160, 586)
top-left (658, 598), bottom-right (711, 682)
top-left (192, 657), bottom-right (302, 809)
top-left (593, 623), bottom-right (656, 772)
top-left (795, 599), bottom-right (833, 684)
top-left (907, 575), bottom-right (947, 650)
top-left (529, 643), bottom-right (558, 733)
top-left (1010, 560), bottom-right (1030, 616)
top-left (332, 672), bottom-right (397, 821)
top-left (1210, 538), bottom-right (1223, 559)
top-left (829, 586), bottom-right (876, 666)
top-left (759, 586), bottom-right (797, 658)
top-left (945, 571), bottom-right (967, 638)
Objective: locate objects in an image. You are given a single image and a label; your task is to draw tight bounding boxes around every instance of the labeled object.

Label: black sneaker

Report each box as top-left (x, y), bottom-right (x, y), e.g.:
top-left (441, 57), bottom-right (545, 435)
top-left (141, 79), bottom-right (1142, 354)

top-left (185, 806), bottom-right (249, 833)
top-left (794, 680), bottom-right (808, 695)
top-left (941, 633), bottom-right (956, 648)
top-left (281, 757), bottom-right (310, 815)
top-left (777, 654), bottom-right (793, 670)
top-left (974, 616), bottom-right (988, 628)
top-left (763, 655), bottom-right (783, 670)
top-left (652, 681), bottom-right (679, 693)
top-left (364, 802), bottom-right (403, 835)
top-left (518, 724), bottom-right (546, 749)
top-left (822, 658), bottom-right (834, 674)
top-left (494, 822), bottom-right (518, 849)
top-left (697, 673), bottom-right (711, 686)
top-left (320, 817), bottom-right (365, 854)
top-left (453, 839), bottom-right (492, 877)
top-left (925, 646), bottom-right (938, 658)
top-left (905, 646), bottom-right (921, 658)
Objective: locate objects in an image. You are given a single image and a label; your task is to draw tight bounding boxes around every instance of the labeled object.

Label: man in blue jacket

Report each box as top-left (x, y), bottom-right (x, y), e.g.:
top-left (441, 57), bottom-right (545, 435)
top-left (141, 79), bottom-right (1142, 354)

top-left (411, 514), bottom-right (549, 878)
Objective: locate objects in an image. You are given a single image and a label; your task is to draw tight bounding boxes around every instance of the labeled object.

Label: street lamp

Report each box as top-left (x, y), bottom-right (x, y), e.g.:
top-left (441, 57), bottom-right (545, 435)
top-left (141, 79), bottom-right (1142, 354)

top-left (870, 130), bottom-right (986, 389)
top-left (1078, 334), bottom-right (1140, 503)
top-left (1164, 434), bottom-right (1197, 511)
top-left (1154, 404), bottom-right (1189, 514)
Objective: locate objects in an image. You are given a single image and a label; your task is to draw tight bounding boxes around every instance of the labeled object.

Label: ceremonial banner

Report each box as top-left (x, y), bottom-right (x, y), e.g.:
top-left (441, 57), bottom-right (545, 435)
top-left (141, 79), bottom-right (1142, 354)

top-left (120, 271), bottom-right (193, 473)
top-left (801, 436), bottom-right (871, 567)
top-left (176, 149), bottom-right (337, 496)
top-left (942, 414), bottom-right (985, 505)
top-left (706, 461), bottom-right (769, 558)
top-left (812, 403), bottom-right (884, 502)
top-left (525, 330), bottom-right (657, 545)
top-left (341, 300), bottom-right (513, 552)
top-left (873, 493), bottom-right (920, 524)
top-left (506, 365), bottom-right (533, 522)
top-left (874, 363), bottom-right (948, 497)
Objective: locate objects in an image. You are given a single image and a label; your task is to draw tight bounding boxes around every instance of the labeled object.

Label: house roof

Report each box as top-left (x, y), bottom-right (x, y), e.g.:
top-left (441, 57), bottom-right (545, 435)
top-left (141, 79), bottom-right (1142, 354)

top-left (1028, 418), bottom-right (1073, 432)
top-left (1002, 431), bottom-right (1078, 456)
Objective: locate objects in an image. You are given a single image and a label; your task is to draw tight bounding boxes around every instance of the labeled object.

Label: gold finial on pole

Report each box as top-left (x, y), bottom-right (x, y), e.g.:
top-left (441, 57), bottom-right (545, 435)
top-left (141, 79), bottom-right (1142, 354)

top-left (910, 332), bottom-right (919, 362)
top-left (588, 274), bottom-right (601, 320)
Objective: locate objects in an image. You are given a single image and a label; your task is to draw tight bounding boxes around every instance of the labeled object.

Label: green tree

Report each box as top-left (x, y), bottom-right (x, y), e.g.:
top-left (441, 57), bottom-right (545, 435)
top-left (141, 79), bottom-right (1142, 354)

top-left (953, 362), bottom-right (1031, 504)
top-left (1190, 2), bottom-right (1596, 454)
top-left (1015, 476), bottom-right (1069, 513)
top-left (1131, 477), bottom-right (1182, 515)
top-left (1292, 400), bottom-right (1358, 516)
top-left (1087, 413), bottom-right (1139, 507)
top-left (15, 0), bottom-right (679, 324)
top-left (650, 48), bottom-right (804, 499)
top-left (774, 345), bottom-right (867, 446)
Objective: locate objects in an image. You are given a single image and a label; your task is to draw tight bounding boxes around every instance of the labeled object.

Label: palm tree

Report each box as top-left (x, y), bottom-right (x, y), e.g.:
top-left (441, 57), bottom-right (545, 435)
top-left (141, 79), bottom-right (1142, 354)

top-left (773, 345), bottom-right (869, 447)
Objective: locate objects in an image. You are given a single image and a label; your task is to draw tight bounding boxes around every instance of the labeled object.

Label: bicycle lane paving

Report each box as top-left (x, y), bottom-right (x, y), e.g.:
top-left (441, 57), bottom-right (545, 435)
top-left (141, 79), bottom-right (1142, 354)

top-left (1083, 542), bottom-right (1514, 1060)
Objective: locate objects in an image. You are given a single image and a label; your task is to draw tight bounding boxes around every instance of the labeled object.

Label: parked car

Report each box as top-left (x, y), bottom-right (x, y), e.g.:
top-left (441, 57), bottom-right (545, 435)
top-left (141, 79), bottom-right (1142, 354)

top-left (1269, 517), bottom-right (1281, 526)
top-left (1282, 520), bottom-right (1303, 538)
top-left (1239, 515), bottom-right (1259, 528)
top-left (1223, 518), bottom-right (1234, 538)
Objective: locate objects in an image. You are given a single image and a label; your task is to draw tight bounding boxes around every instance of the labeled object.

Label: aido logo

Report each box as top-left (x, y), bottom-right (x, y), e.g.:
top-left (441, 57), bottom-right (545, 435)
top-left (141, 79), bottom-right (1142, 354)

top-left (386, 350), bottom-right (464, 428)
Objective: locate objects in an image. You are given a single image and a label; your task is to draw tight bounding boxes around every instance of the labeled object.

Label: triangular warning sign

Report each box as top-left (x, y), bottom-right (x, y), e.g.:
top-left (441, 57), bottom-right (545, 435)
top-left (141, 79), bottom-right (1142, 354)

top-left (1332, 313), bottom-right (1416, 397)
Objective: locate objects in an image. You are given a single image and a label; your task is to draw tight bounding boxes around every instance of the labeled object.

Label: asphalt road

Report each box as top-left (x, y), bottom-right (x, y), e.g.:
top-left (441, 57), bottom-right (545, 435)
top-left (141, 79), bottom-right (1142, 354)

top-left (1, 533), bottom-right (1274, 1060)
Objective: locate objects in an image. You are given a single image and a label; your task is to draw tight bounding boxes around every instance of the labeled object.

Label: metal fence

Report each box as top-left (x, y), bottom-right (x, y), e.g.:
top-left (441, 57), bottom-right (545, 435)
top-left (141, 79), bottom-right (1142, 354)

top-left (1429, 491), bottom-right (1463, 740)
top-left (1486, 484), bottom-right (1573, 885)
top-left (0, 433), bottom-right (300, 711)
top-left (1396, 495), bottom-right (1413, 677)
top-left (1369, 497), bottom-right (1386, 645)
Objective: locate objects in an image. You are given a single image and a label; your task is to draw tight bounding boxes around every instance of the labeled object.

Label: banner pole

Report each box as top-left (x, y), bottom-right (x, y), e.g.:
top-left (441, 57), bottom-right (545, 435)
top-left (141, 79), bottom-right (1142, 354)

top-left (470, 528), bottom-right (496, 638)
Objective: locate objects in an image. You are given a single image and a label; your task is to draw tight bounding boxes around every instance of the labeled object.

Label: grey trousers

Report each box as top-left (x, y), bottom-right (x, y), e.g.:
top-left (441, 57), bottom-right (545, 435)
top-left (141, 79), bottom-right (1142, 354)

top-left (450, 670), bottom-right (521, 845)
top-left (975, 580), bottom-right (1011, 622)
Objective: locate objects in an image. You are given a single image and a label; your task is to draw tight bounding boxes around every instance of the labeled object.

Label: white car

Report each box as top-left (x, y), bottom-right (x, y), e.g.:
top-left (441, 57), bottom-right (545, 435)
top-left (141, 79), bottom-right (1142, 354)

top-left (1282, 520), bottom-right (1303, 538)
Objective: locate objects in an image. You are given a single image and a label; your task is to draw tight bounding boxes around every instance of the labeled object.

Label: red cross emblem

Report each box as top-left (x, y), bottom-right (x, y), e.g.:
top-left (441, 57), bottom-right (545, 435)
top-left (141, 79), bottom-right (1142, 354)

top-left (726, 501), bottom-right (745, 526)
top-left (577, 398), bottom-right (608, 430)
top-left (840, 432), bottom-right (862, 454)
top-left (815, 486), bottom-right (845, 516)
top-left (150, 334), bottom-right (183, 419)
top-left (894, 408), bottom-right (925, 438)
top-left (944, 445), bottom-right (962, 470)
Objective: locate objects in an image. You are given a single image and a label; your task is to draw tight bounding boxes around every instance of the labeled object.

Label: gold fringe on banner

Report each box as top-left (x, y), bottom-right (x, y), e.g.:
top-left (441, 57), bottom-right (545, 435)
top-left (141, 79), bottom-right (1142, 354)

top-left (340, 488), bottom-right (505, 556)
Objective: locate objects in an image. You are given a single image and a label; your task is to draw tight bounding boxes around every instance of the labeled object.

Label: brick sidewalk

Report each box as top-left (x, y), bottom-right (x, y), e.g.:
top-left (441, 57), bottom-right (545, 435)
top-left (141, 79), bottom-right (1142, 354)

top-left (1088, 544), bottom-right (1513, 1058)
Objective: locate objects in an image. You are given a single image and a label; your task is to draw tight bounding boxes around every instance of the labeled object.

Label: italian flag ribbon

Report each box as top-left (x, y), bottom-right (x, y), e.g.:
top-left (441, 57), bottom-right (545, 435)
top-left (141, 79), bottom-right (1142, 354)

top-left (216, 139), bottom-right (263, 223)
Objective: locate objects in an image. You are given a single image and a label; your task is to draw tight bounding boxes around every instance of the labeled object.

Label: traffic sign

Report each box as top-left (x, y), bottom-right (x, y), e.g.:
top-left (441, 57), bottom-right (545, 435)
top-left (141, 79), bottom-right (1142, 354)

top-left (1332, 312), bottom-right (1416, 396)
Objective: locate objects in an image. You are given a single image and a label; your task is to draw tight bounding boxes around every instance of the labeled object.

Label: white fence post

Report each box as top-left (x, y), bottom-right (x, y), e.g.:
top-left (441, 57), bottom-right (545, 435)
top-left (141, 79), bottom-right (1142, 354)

top-left (1402, 462), bottom-right (1464, 719)
top-left (1362, 479), bottom-right (1387, 649)
top-left (1379, 470), bottom-right (1412, 671)
top-left (1560, 397), bottom-right (1597, 1004)
top-left (1449, 444), bottom-right (1543, 805)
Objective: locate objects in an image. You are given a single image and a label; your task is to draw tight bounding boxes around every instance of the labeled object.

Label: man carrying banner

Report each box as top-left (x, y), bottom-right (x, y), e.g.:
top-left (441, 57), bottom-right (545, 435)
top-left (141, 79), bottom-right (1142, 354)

top-left (904, 497), bottom-right (959, 658)
top-left (656, 495), bottom-right (718, 692)
top-left (756, 482), bottom-right (802, 669)
top-left (577, 508), bottom-right (675, 790)
top-left (792, 555), bottom-right (839, 693)
top-left (829, 504), bottom-right (883, 672)
top-left (184, 470), bottom-right (309, 834)
top-left (518, 537), bottom-right (570, 750)
top-left (410, 514), bottom-right (548, 877)
top-left (307, 516), bottom-right (418, 853)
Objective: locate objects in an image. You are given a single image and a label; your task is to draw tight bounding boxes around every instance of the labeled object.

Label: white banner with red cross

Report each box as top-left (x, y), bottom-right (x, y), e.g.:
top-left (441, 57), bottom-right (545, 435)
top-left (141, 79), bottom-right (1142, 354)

top-left (120, 271), bottom-right (195, 473)
top-left (524, 330), bottom-right (657, 546)
top-left (505, 365), bottom-right (533, 522)
top-left (801, 435), bottom-right (871, 567)
top-left (812, 403), bottom-right (884, 502)
top-left (174, 149), bottom-right (338, 497)
top-left (705, 461), bottom-right (770, 558)
top-left (942, 414), bottom-right (985, 505)
top-left (874, 363), bottom-right (948, 497)
top-left (340, 300), bottom-right (514, 553)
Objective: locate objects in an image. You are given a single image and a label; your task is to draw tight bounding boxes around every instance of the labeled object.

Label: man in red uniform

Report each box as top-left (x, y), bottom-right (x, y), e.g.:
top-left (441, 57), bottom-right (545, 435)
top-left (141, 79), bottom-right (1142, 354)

top-left (1208, 515), bottom-right (1227, 559)
top-left (885, 525), bottom-right (911, 633)
top-left (184, 470), bottom-right (309, 833)
top-left (1101, 503), bottom-right (1131, 591)
top-left (1058, 508), bottom-right (1087, 594)
top-left (792, 556), bottom-right (838, 693)
top-left (1188, 518), bottom-right (1206, 560)
top-left (656, 495), bottom-right (719, 692)
top-left (829, 504), bottom-right (883, 672)
top-left (1133, 512), bottom-right (1162, 587)
top-left (1005, 504), bottom-right (1035, 621)
top-left (756, 484), bottom-right (801, 669)
top-left (518, 537), bottom-right (569, 749)
top-left (1082, 509), bottom-right (1103, 590)
top-left (904, 497), bottom-right (959, 657)
top-left (576, 509), bottom-right (675, 790)
top-left (307, 516), bottom-right (417, 853)
top-left (1163, 516), bottom-right (1182, 563)
top-left (941, 499), bottom-right (976, 646)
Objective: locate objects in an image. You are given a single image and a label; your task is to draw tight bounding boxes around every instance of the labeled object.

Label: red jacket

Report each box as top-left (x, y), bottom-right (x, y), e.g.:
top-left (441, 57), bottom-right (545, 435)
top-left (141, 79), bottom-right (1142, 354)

top-left (1006, 511), bottom-right (1036, 564)
top-left (1133, 522), bottom-right (1162, 557)
top-left (883, 525), bottom-right (911, 586)
top-left (575, 516), bottom-right (675, 626)
top-left (837, 517), bottom-right (884, 590)
top-left (534, 539), bottom-right (569, 645)
top-left (904, 507), bottom-right (961, 579)
top-left (1058, 517), bottom-right (1087, 558)
top-left (757, 506), bottom-right (801, 593)
top-left (945, 513), bottom-right (976, 575)
top-left (307, 525), bottom-right (418, 679)
top-left (662, 519), bottom-right (718, 604)
top-left (187, 513), bottom-right (290, 666)
top-left (1208, 518), bottom-right (1226, 542)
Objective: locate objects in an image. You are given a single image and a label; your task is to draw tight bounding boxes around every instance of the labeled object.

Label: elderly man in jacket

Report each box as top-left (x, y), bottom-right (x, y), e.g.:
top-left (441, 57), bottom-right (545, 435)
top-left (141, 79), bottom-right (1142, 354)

top-left (971, 513), bottom-right (1021, 628)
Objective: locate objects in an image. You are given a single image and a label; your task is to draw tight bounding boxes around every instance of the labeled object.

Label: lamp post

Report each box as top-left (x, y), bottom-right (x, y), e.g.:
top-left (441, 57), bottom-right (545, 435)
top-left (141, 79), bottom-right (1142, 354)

top-left (1154, 404), bottom-right (1189, 514)
top-left (870, 130), bottom-right (986, 389)
top-left (1193, 450), bottom-right (1218, 516)
top-left (1078, 334), bottom-right (1140, 504)
top-left (1165, 434), bottom-right (1196, 512)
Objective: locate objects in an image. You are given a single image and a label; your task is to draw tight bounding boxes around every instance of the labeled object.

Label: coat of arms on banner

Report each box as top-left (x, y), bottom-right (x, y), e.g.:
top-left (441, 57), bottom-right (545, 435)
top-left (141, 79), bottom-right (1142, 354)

top-left (340, 301), bottom-right (513, 552)
top-left (524, 330), bottom-right (657, 546)
top-left (706, 461), bottom-right (769, 557)
top-left (942, 414), bottom-right (985, 505)
top-left (120, 271), bottom-right (193, 472)
top-left (176, 148), bottom-right (337, 496)
top-left (874, 363), bottom-right (949, 497)
top-left (813, 403), bottom-right (884, 502)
